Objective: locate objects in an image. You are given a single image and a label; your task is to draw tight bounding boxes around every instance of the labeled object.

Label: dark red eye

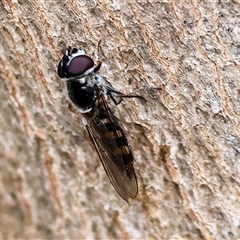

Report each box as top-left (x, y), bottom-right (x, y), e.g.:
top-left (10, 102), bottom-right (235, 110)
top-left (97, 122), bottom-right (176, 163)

top-left (68, 55), bottom-right (94, 76)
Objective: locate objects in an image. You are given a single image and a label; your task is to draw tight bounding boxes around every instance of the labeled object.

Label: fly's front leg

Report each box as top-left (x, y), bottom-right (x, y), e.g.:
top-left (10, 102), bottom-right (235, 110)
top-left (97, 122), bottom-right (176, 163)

top-left (105, 85), bottom-right (161, 106)
top-left (105, 85), bottom-right (147, 106)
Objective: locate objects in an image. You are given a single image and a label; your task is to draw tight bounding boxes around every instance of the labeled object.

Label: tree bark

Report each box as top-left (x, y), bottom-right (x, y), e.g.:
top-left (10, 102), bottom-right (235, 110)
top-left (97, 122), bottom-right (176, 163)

top-left (1, 0), bottom-right (240, 239)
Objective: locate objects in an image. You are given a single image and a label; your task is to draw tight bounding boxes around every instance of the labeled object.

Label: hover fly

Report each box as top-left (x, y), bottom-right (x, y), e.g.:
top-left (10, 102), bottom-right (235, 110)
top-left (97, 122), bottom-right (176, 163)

top-left (57, 46), bottom-right (150, 201)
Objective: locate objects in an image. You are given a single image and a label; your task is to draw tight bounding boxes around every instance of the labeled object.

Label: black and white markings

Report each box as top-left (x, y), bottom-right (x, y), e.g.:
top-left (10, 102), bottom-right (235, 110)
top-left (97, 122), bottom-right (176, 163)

top-left (57, 46), bottom-right (153, 201)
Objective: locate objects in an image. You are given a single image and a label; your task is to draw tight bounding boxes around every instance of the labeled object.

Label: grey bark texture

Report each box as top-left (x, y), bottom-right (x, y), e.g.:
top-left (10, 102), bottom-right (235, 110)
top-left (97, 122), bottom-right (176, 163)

top-left (1, 0), bottom-right (240, 239)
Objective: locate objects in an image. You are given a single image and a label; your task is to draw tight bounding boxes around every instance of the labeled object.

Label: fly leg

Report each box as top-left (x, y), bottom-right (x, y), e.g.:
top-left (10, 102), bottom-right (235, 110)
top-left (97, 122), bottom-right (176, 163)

top-left (105, 85), bottom-right (161, 106)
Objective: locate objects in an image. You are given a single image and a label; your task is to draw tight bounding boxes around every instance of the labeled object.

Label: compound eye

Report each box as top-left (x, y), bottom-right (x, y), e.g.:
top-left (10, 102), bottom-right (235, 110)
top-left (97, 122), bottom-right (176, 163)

top-left (68, 55), bottom-right (94, 76)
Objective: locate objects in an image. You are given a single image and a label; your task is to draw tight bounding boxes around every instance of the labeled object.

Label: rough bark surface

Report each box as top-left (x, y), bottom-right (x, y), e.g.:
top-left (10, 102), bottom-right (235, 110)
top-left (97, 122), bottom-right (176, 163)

top-left (1, 0), bottom-right (240, 239)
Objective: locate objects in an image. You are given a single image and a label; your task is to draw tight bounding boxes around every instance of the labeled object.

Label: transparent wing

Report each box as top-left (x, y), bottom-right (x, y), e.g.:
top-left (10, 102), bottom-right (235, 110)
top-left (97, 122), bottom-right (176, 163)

top-left (83, 95), bottom-right (138, 201)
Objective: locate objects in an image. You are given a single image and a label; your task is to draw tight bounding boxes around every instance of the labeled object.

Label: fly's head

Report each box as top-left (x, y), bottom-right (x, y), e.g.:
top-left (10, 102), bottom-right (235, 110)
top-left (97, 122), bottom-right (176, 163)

top-left (57, 46), bottom-right (103, 113)
top-left (57, 46), bottom-right (101, 80)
